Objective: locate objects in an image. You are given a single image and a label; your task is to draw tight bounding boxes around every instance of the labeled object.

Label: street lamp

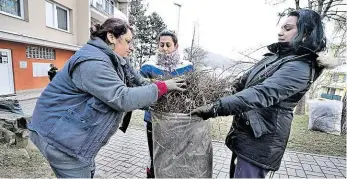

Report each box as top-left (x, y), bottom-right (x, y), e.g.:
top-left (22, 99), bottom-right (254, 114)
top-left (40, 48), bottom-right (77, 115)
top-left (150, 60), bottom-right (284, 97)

top-left (174, 2), bottom-right (182, 34)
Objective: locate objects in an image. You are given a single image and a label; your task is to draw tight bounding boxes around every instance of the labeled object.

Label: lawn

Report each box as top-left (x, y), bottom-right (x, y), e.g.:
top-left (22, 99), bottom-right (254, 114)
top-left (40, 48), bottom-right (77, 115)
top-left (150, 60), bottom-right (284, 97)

top-left (0, 145), bottom-right (54, 178)
top-left (287, 115), bottom-right (346, 157)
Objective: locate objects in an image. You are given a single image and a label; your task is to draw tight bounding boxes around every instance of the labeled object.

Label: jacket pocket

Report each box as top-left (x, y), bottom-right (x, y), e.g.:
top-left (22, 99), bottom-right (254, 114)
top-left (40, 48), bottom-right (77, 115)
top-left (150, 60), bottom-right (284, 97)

top-left (48, 97), bottom-right (110, 155)
top-left (247, 108), bottom-right (278, 138)
top-left (48, 109), bottom-right (93, 154)
top-left (86, 97), bottom-right (110, 126)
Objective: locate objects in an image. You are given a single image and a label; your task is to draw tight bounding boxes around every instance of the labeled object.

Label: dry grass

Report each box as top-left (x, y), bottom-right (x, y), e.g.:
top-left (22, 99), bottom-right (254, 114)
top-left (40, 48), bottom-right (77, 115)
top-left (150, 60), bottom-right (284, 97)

top-left (287, 115), bottom-right (346, 157)
top-left (0, 145), bottom-right (54, 178)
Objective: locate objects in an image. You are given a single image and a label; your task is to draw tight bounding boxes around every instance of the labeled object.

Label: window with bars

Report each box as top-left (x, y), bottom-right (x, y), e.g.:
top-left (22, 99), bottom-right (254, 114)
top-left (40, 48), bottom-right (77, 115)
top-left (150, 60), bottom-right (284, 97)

top-left (0, 0), bottom-right (24, 18)
top-left (26, 46), bottom-right (55, 60)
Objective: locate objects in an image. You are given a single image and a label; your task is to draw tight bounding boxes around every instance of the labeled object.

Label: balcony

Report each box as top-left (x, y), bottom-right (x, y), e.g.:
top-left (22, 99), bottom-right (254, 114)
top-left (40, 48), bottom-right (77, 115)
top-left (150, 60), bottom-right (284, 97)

top-left (91, 0), bottom-right (116, 16)
top-left (321, 93), bottom-right (342, 101)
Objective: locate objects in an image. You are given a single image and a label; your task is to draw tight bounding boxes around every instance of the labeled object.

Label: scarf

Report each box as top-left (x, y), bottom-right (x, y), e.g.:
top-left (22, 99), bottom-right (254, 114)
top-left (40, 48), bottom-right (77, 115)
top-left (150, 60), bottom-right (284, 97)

top-left (156, 50), bottom-right (181, 71)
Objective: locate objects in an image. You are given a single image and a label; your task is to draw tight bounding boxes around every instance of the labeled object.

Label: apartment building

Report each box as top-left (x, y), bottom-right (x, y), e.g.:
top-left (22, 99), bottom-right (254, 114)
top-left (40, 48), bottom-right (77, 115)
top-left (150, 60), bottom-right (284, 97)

top-left (320, 62), bottom-right (347, 101)
top-left (0, 0), bottom-right (128, 95)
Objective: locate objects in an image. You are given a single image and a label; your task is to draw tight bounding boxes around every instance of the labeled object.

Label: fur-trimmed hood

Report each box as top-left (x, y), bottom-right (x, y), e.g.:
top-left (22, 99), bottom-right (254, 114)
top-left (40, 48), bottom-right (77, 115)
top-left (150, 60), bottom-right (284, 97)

top-left (267, 42), bottom-right (339, 69)
top-left (316, 52), bottom-right (339, 69)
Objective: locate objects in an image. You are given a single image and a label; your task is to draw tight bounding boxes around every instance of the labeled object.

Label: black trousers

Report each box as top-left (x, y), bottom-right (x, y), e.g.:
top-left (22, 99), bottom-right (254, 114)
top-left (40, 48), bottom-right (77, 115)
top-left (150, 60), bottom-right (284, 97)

top-left (146, 122), bottom-right (155, 178)
top-left (230, 154), bottom-right (269, 178)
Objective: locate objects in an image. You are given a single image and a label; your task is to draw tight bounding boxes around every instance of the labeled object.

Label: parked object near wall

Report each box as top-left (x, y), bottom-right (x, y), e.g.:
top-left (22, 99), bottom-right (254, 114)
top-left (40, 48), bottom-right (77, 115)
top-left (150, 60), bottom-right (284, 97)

top-left (308, 99), bottom-right (343, 135)
top-left (0, 99), bottom-right (30, 147)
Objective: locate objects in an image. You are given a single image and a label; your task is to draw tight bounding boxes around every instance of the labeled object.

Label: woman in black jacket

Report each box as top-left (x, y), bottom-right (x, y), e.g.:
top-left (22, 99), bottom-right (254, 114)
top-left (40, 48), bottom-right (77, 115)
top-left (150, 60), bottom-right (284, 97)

top-left (191, 9), bottom-right (335, 178)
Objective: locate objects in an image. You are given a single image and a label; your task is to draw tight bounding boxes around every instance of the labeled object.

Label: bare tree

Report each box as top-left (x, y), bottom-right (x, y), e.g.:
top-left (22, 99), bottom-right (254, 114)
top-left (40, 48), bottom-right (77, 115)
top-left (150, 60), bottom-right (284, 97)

top-left (184, 47), bottom-right (208, 66)
top-left (184, 22), bottom-right (208, 67)
top-left (266, 0), bottom-right (347, 25)
top-left (342, 91), bottom-right (346, 135)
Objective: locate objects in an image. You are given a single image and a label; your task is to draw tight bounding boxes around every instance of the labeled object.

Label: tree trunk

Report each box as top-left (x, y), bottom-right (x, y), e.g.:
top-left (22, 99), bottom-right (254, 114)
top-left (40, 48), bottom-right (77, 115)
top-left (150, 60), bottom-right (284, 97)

top-left (295, 95), bottom-right (306, 115)
top-left (341, 92), bottom-right (346, 135)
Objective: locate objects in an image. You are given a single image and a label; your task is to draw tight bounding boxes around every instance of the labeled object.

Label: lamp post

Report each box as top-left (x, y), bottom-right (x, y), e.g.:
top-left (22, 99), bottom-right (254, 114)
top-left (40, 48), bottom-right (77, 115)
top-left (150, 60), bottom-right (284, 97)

top-left (174, 2), bottom-right (182, 34)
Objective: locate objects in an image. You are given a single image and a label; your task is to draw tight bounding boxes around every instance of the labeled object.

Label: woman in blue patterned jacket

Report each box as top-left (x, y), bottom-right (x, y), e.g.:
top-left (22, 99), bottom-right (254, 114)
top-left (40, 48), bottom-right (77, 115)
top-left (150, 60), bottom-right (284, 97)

top-left (140, 30), bottom-right (193, 178)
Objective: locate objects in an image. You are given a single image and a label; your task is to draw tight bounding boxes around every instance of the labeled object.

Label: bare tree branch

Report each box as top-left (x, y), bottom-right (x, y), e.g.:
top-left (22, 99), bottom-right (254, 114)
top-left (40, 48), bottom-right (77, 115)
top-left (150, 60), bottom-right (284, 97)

top-left (295, 0), bottom-right (301, 9)
top-left (308, 0), bottom-right (313, 9)
top-left (302, 1), bottom-right (345, 10)
top-left (317, 0), bottom-right (325, 15)
top-left (234, 51), bottom-right (259, 62)
top-left (322, 0), bottom-right (334, 18)
top-left (265, 0), bottom-right (288, 5)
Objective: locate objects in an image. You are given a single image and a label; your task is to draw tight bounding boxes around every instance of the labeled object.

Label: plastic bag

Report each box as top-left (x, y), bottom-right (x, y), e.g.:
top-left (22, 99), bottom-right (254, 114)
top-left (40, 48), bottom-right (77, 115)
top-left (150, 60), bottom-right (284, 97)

top-left (308, 99), bottom-right (343, 135)
top-left (151, 111), bottom-right (213, 178)
top-left (0, 99), bottom-right (24, 115)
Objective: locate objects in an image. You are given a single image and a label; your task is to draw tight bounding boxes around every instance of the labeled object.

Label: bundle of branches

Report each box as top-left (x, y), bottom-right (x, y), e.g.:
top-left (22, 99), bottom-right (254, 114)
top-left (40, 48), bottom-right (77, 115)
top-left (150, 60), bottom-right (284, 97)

top-left (152, 70), bottom-right (234, 113)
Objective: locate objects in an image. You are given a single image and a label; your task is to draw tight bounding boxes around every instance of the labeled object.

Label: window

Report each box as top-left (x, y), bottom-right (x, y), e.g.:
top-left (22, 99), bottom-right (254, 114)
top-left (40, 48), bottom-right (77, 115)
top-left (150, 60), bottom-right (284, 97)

top-left (342, 74), bottom-right (347, 83)
top-left (0, 0), bottom-right (24, 18)
top-left (26, 46), bottom-right (55, 60)
top-left (332, 73), bottom-right (339, 82)
top-left (328, 88), bottom-right (336, 95)
top-left (95, 0), bottom-right (115, 15)
top-left (46, 1), bottom-right (69, 31)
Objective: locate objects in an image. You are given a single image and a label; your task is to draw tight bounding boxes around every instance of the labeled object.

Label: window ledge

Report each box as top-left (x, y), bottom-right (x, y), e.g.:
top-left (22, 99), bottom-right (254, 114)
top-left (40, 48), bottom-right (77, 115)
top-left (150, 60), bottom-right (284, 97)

top-left (0, 11), bottom-right (27, 21)
top-left (46, 26), bottom-right (71, 34)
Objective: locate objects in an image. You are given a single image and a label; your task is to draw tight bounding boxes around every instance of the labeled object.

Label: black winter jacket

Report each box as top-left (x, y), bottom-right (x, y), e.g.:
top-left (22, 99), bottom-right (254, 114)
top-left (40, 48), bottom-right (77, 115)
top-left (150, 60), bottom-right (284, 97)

top-left (220, 42), bottom-right (325, 171)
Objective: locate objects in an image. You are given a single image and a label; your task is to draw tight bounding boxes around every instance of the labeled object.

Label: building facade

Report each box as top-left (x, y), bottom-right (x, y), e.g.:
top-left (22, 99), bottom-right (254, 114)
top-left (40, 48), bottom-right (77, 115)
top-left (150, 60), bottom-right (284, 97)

top-left (0, 0), bottom-right (128, 95)
top-left (319, 63), bottom-right (347, 101)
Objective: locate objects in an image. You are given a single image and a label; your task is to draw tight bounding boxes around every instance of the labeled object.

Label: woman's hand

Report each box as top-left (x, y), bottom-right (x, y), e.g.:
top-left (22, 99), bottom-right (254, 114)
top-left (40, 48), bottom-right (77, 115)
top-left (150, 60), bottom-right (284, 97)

top-left (164, 78), bottom-right (186, 92)
top-left (190, 101), bottom-right (221, 120)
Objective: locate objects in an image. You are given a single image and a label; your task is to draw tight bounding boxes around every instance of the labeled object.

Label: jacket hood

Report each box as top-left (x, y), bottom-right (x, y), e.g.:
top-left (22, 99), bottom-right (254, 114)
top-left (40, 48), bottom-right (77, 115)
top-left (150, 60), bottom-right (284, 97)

top-left (268, 42), bottom-right (339, 69)
top-left (87, 37), bottom-right (126, 65)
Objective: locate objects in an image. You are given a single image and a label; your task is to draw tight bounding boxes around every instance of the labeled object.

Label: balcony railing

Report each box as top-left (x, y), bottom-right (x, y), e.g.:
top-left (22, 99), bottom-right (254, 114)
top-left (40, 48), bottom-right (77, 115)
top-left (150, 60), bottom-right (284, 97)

top-left (91, 0), bottom-right (116, 16)
top-left (321, 93), bottom-right (342, 101)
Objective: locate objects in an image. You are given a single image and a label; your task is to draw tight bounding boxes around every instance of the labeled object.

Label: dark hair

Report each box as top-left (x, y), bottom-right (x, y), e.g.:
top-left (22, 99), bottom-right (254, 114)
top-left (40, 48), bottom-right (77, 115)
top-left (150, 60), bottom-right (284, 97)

top-left (288, 9), bottom-right (326, 53)
top-left (90, 18), bottom-right (132, 44)
top-left (158, 30), bottom-right (178, 45)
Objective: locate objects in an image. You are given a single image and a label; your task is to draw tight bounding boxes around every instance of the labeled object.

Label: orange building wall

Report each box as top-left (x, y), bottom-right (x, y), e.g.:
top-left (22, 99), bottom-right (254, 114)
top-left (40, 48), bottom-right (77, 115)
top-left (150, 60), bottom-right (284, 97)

top-left (0, 40), bottom-right (74, 91)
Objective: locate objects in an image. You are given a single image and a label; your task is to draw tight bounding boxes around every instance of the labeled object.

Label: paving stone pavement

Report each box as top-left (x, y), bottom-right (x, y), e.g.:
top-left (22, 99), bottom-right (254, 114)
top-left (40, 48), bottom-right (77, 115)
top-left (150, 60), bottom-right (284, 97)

top-left (95, 128), bottom-right (346, 179)
top-left (19, 98), bottom-right (346, 178)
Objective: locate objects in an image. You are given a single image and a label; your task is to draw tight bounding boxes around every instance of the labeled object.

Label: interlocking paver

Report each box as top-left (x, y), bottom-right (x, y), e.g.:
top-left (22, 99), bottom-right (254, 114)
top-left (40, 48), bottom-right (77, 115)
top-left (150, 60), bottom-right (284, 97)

top-left (302, 163), bottom-right (312, 171)
top-left (286, 164), bottom-right (303, 170)
top-left (279, 174), bottom-right (289, 178)
top-left (287, 168), bottom-right (297, 176)
top-left (305, 171), bottom-right (325, 177)
top-left (300, 159), bottom-right (320, 165)
top-left (220, 167), bottom-right (229, 173)
top-left (276, 169), bottom-right (287, 175)
top-left (317, 160), bottom-right (328, 167)
top-left (309, 165), bottom-right (321, 173)
top-left (296, 169), bottom-right (307, 178)
top-left (217, 171), bottom-right (228, 178)
top-left (285, 161), bottom-right (302, 166)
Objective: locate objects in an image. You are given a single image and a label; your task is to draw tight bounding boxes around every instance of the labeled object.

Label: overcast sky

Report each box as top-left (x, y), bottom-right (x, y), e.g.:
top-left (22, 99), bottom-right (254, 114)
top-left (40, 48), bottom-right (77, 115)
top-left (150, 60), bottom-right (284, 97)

top-left (145, 0), bottom-right (338, 60)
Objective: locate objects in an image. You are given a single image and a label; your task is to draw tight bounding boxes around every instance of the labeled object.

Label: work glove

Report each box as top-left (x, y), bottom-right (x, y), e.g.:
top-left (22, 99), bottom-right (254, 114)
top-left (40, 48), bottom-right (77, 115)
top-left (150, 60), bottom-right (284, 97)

top-left (164, 78), bottom-right (186, 92)
top-left (190, 101), bottom-right (222, 120)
